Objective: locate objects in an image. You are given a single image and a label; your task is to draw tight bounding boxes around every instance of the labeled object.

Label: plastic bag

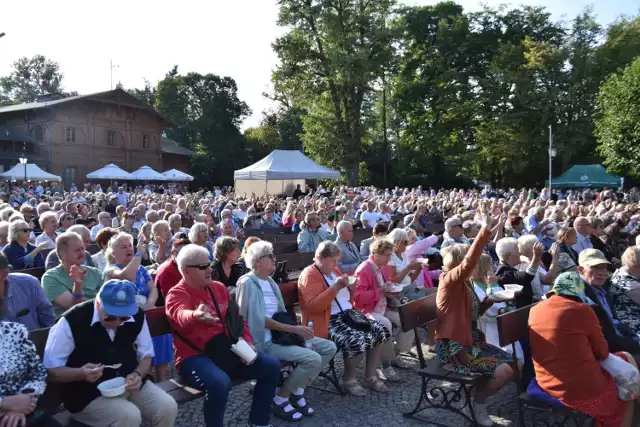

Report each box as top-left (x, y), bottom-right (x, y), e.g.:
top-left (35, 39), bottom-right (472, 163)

top-left (600, 353), bottom-right (640, 401)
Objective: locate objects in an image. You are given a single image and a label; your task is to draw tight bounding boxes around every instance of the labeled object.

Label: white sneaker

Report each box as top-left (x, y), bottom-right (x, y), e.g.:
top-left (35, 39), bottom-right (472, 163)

top-left (462, 398), bottom-right (493, 427)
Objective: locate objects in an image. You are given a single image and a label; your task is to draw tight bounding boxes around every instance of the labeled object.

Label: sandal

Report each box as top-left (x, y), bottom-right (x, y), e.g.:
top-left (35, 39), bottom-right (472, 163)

top-left (380, 366), bottom-right (401, 382)
top-left (363, 376), bottom-right (388, 393)
top-left (343, 379), bottom-right (367, 396)
top-left (289, 393), bottom-right (314, 417)
top-left (271, 399), bottom-right (303, 422)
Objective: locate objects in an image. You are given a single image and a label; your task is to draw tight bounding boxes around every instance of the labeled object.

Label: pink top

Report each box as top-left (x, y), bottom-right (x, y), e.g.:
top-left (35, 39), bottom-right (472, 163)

top-left (282, 218), bottom-right (295, 227)
top-left (404, 235), bottom-right (438, 262)
top-left (353, 258), bottom-right (393, 315)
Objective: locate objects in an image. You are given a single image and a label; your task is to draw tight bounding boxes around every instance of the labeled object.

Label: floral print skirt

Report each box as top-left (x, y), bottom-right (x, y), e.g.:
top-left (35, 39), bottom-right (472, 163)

top-left (436, 329), bottom-right (512, 376)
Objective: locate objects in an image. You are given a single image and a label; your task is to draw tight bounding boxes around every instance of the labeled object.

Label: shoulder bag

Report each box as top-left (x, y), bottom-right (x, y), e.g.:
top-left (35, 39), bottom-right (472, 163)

top-left (315, 266), bottom-right (372, 332)
top-left (173, 285), bottom-right (245, 377)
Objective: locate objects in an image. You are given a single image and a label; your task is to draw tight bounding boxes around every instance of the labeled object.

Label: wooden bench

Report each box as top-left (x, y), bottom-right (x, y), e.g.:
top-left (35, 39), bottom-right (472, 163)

top-left (27, 279), bottom-right (324, 425)
top-left (273, 240), bottom-right (298, 255)
top-left (398, 291), bottom-right (481, 425)
top-left (496, 304), bottom-right (594, 427)
top-left (12, 267), bottom-right (46, 280)
top-left (244, 227), bottom-right (291, 237)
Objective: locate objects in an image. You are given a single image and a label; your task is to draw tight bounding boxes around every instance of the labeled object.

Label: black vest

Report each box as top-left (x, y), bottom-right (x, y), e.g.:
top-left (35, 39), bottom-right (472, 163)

top-left (60, 300), bottom-right (144, 413)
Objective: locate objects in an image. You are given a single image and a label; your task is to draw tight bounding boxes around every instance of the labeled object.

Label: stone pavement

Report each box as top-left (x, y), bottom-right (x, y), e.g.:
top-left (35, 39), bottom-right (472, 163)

top-left (172, 345), bottom-right (522, 427)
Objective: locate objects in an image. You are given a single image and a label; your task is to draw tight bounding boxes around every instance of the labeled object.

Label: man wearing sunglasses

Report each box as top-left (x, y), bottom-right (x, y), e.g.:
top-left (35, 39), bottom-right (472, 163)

top-left (43, 279), bottom-right (178, 427)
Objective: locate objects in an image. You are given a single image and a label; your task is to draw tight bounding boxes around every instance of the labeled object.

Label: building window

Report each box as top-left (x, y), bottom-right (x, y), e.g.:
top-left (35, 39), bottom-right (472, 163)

top-left (142, 135), bottom-right (150, 149)
top-left (33, 125), bottom-right (44, 142)
top-left (107, 130), bottom-right (115, 146)
top-left (64, 166), bottom-right (77, 190)
top-left (65, 127), bottom-right (76, 143)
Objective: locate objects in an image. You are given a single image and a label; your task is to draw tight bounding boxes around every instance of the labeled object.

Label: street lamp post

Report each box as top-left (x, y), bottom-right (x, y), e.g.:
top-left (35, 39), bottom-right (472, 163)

top-left (548, 125), bottom-right (556, 194)
top-left (19, 155), bottom-right (27, 183)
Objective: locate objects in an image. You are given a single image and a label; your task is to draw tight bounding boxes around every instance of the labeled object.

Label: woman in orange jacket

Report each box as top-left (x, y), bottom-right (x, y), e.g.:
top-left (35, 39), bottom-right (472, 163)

top-left (298, 241), bottom-right (390, 396)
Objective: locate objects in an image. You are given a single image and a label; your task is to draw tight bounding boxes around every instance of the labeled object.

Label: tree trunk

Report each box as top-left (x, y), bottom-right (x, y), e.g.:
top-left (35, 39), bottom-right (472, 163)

top-left (346, 163), bottom-right (359, 186)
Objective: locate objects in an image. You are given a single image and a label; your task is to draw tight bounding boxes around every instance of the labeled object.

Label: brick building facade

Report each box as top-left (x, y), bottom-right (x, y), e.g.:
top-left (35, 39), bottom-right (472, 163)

top-left (0, 89), bottom-right (195, 188)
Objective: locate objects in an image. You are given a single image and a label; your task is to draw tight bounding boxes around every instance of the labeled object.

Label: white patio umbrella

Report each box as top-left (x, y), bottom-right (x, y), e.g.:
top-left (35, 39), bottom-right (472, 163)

top-left (86, 163), bottom-right (133, 180)
top-left (130, 165), bottom-right (167, 181)
top-left (0, 163), bottom-right (62, 182)
top-left (162, 169), bottom-right (194, 181)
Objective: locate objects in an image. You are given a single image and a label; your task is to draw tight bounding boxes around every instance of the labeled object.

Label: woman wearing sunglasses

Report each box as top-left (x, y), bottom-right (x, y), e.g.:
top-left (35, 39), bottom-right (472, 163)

top-left (2, 220), bottom-right (46, 270)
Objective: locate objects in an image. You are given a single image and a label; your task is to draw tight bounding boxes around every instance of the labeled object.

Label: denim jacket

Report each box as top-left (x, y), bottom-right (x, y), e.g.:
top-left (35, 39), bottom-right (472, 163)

top-left (236, 272), bottom-right (285, 353)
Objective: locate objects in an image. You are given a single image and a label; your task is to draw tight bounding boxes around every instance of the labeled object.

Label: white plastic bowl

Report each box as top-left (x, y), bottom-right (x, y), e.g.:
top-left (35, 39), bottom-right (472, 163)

top-left (490, 289), bottom-right (516, 302)
top-left (503, 284), bottom-right (524, 293)
top-left (97, 377), bottom-right (126, 397)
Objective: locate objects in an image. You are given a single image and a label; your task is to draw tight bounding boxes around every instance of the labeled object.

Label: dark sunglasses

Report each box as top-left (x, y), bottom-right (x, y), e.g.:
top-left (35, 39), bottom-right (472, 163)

top-left (260, 254), bottom-right (276, 260)
top-left (19, 228), bottom-right (32, 233)
top-left (186, 264), bottom-right (210, 270)
top-left (104, 315), bottom-right (131, 322)
top-left (63, 216), bottom-right (74, 221)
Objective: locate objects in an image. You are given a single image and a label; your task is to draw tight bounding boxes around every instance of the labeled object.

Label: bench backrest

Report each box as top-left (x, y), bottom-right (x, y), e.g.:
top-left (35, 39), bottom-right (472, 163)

top-left (496, 303), bottom-right (536, 348)
top-left (279, 252), bottom-right (314, 272)
top-left (398, 290), bottom-right (438, 333)
top-left (273, 241), bottom-right (298, 255)
top-left (12, 267), bottom-right (46, 280)
top-left (244, 227), bottom-right (292, 237)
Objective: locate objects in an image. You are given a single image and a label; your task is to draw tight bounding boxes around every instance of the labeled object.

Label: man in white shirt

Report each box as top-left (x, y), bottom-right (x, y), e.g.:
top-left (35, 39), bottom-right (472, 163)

top-left (573, 216), bottom-right (593, 255)
top-left (233, 201), bottom-right (248, 222)
top-left (42, 280), bottom-right (177, 426)
top-left (116, 187), bottom-right (129, 208)
top-left (90, 212), bottom-right (112, 242)
top-left (360, 201), bottom-right (379, 228)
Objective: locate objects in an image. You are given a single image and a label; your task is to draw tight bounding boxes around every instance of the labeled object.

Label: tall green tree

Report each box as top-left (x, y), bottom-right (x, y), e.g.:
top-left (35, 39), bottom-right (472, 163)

top-left (272, 0), bottom-right (396, 185)
top-left (595, 57), bottom-right (640, 177)
top-left (0, 55), bottom-right (75, 103)
top-left (154, 67), bottom-right (251, 186)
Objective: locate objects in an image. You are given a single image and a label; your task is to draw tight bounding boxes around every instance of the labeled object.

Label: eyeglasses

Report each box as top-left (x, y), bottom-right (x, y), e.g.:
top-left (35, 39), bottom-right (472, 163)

top-left (186, 264), bottom-right (210, 270)
top-left (63, 216), bottom-right (73, 221)
top-left (104, 315), bottom-right (131, 322)
top-left (19, 228), bottom-right (32, 233)
top-left (260, 254), bottom-right (276, 260)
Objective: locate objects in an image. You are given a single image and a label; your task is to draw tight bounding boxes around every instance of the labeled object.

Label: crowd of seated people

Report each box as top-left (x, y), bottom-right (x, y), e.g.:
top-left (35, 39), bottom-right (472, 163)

top-left (1, 183), bottom-right (640, 427)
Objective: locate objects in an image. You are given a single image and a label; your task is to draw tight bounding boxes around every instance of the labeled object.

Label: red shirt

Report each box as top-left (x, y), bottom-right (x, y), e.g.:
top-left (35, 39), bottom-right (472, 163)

top-left (155, 259), bottom-right (182, 298)
top-left (165, 280), bottom-right (253, 370)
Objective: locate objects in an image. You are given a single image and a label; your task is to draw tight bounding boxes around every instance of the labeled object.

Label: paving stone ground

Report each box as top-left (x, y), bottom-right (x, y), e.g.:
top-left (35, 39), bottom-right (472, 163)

top-left (171, 341), bottom-right (524, 427)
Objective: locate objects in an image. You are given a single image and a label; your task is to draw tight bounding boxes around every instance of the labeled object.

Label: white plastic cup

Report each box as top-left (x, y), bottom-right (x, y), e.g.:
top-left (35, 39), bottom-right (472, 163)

top-left (231, 338), bottom-right (257, 363)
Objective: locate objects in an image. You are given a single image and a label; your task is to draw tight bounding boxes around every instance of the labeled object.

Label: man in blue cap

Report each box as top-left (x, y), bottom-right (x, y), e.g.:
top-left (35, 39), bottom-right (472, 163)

top-left (43, 279), bottom-right (177, 427)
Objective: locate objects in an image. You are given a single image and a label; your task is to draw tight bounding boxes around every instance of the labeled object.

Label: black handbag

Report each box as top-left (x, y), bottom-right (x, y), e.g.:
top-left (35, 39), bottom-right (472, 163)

top-left (271, 312), bottom-right (305, 347)
top-left (314, 266), bottom-right (372, 332)
top-left (173, 285), bottom-right (245, 377)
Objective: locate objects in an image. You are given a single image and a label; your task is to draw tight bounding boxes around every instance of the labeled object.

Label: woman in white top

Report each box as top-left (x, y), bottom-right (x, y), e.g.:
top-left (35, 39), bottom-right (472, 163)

top-left (387, 229), bottom-right (424, 295)
top-left (34, 211), bottom-right (58, 250)
top-left (516, 235), bottom-right (560, 301)
top-left (472, 254), bottom-right (524, 361)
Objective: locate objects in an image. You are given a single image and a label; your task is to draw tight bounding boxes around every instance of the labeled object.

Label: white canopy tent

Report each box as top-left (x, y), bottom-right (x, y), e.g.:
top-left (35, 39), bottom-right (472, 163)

top-left (162, 169), bottom-right (194, 181)
top-left (0, 163), bottom-right (61, 182)
top-left (130, 165), bottom-right (167, 181)
top-left (233, 150), bottom-right (340, 196)
top-left (86, 163), bottom-right (133, 180)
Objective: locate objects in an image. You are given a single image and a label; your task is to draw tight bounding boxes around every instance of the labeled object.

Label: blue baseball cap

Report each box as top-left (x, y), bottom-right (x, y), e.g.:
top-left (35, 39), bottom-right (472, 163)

top-left (98, 280), bottom-right (139, 317)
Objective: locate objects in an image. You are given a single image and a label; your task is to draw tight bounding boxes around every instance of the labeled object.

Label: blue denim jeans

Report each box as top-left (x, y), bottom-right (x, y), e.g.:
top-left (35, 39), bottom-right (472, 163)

top-left (179, 352), bottom-right (280, 427)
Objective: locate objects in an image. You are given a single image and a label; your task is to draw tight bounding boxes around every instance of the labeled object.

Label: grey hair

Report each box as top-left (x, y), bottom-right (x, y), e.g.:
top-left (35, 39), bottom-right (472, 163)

top-left (0, 208), bottom-right (15, 221)
top-left (8, 213), bottom-right (24, 222)
top-left (68, 224), bottom-right (90, 240)
top-left (517, 235), bottom-right (538, 256)
top-left (176, 244), bottom-right (209, 270)
top-left (188, 222), bottom-right (208, 242)
top-left (105, 232), bottom-right (133, 264)
top-left (98, 211), bottom-right (111, 221)
top-left (8, 220), bottom-right (29, 242)
top-left (38, 211), bottom-right (57, 228)
top-left (145, 210), bottom-right (158, 221)
top-left (444, 217), bottom-right (461, 232)
top-left (244, 241), bottom-right (274, 270)
top-left (387, 228), bottom-right (409, 244)
top-left (55, 231), bottom-right (83, 258)
top-left (496, 237), bottom-right (519, 263)
top-left (336, 220), bottom-right (352, 234)
top-left (168, 213), bottom-right (181, 225)
top-left (151, 220), bottom-right (170, 238)
top-left (36, 202), bottom-right (51, 215)
top-left (314, 241), bottom-right (341, 262)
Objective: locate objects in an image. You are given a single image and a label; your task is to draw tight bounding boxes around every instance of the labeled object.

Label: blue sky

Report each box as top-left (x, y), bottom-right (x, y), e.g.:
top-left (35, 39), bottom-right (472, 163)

top-left (0, 0), bottom-right (637, 129)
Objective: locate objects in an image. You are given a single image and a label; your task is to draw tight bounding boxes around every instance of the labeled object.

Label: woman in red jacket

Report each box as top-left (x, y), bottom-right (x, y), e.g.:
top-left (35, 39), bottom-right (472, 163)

top-left (165, 244), bottom-right (281, 427)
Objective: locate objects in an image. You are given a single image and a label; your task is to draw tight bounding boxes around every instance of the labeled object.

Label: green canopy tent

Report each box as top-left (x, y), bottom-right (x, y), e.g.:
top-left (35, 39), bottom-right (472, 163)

top-left (547, 164), bottom-right (622, 188)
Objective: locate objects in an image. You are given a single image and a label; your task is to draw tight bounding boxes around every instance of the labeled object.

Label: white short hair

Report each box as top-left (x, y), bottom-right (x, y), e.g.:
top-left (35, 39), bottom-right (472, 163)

top-left (38, 211), bottom-right (57, 228)
top-left (105, 232), bottom-right (133, 264)
top-left (145, 210), bottom-right (158, 221)
top-left (8, 220), bottom-right (29, 242)
top-left (336, 220), bottom-right (352, 234)
top-left (188, 222), bottom-right (208, 242)
top-left (496, 237), bottom-right (519, 262)
top-left (244, 241), bottom-right (274, 270)
top-left (517, 235), bottom-right (538, 256)
top-left (98, 212), bottom-right (111, 221)
top-left (68, 224), bottom-right (90, 239)
top-left (176, 244), bottom-right (209, 270)
top-left (151, 220), bottom-right (169, 237)
top-left (387, 228), bottom-right (409, 244)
